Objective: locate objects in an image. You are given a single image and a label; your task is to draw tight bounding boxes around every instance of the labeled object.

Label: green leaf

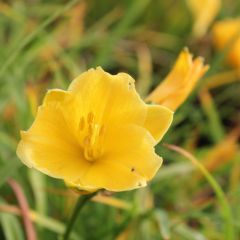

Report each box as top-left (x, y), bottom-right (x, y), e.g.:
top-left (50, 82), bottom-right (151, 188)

top-left (154, 209), bottom-right (171, 240)
top-left (173, 223), bottom-right (207, 240)
top-left (0, 212), bottom-right (25, 240)
top-left (0, 158), bottom-right (21, 188)
top-left (28, 169), bottom-right (47, 216)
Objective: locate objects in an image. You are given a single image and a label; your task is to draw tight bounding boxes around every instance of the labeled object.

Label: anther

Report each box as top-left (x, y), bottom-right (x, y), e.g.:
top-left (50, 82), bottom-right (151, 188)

top-left (88, 124), bottom-right (93, 135)
top-left (87, 112), bottom-right (94, 124)
top-left (81, 112), bottom-right (105, 162)
top-left (79, 117), bottom-right (85, 131)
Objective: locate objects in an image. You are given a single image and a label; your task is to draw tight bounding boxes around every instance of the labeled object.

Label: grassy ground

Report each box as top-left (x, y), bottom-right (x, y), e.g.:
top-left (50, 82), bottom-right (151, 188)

top-left (0, 0), bottom-right (240, 239)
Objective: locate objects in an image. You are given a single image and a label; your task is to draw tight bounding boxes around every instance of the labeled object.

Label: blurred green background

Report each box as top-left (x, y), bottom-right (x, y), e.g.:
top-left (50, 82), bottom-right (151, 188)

top-left (0, 0), bottom-right (240, 239)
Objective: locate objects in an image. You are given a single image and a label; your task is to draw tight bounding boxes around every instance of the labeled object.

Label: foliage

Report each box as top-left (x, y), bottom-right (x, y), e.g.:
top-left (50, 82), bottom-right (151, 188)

top-left (0, 0), bottom-right (239, 239)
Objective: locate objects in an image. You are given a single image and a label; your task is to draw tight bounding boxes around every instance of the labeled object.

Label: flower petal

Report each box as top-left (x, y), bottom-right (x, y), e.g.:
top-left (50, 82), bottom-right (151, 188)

top-left (144, 105), bottom-right (173, 142)
top-left (17, 90), bottom-right (91, 182)
top-left (68, 125), bottom-right (162, 192)
top-left (68, 67), bottom-right (148, 127)
top-left (43, 89), bottom-right (68, 105)
top-left (76, 160), bottom-right (148, 192)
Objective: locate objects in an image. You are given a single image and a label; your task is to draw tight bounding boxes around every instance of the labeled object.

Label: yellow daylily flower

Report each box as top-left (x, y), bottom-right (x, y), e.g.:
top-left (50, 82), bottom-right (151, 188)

top-left (17, 67), bottom-right (173, 192)
top-left (146, 48), bottom-right (209, 111)
top-left (187, 0), bottom-right (221, 38)
top-left (212, 18), bottom-right (240, 68)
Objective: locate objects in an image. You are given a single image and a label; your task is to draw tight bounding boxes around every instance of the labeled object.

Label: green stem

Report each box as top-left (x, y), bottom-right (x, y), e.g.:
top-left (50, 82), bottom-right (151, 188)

top-left (63, 192), bottom-right (96, 240)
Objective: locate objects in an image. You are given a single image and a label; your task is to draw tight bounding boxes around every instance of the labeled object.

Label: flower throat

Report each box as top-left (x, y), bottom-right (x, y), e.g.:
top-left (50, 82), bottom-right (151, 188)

top-left (79, 112), bottom-right (104, 162)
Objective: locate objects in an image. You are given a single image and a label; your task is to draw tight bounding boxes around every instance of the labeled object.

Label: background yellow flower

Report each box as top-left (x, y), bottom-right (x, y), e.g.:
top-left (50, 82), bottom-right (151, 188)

top-left (146, 49), bottom-right (209, 111)
top-left (187, 0), bottom-right (221, 38)
top-left (212, 18), bottom-right (240, 68)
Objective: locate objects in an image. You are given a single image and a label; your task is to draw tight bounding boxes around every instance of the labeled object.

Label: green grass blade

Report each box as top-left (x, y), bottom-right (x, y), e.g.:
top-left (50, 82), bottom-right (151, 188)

top-left (0, 0), bottom-right (80, 79)
top-left (164, 144), bottom-right (235, 240)
top-left (93, 0), bottom-right (151, 66)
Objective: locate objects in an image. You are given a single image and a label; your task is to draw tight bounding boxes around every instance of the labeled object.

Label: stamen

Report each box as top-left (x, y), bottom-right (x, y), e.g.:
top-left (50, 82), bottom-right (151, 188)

top-left (83, 136), bottom-right (90, 146)
top-left (79, 117), bottom-right (85, 131)
top-left (90, 124), bottom-right (99, 146)
top-left (84, 148), bottom-right (94, 162)
top-left (99, 125), bottom-right (105, 136)
top-left (88, 124), bottom-right (93, 135)
top-left (87, 112), bottom-right (94, 124)
top-left (80, 112), bottom-right (104, 162)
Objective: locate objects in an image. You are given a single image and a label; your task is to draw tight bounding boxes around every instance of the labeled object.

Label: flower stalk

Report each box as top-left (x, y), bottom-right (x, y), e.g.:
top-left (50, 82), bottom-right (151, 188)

top-left (63, 192), bottom-right (96, 240)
